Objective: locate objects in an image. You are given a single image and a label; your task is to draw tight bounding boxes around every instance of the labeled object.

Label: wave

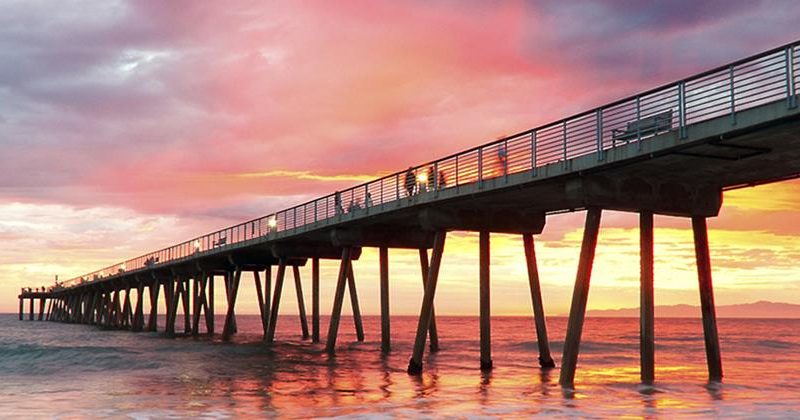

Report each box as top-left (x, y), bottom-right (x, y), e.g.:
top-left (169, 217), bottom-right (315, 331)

top-left (0, 342), bottom-right (158, 375)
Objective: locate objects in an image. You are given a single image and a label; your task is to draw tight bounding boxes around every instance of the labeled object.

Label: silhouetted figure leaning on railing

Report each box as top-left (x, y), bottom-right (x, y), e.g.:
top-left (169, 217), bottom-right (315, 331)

top-left (404, 167), bottom-right (415, 196)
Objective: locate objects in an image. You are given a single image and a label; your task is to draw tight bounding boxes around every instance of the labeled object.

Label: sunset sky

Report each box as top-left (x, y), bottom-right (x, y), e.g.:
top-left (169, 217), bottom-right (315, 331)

top-left (2, 1), bottom-right (800, 316)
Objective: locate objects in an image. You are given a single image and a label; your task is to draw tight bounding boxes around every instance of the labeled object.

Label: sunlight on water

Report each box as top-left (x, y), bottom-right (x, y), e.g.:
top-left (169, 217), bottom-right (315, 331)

top-left (0, 315), bottom-right (798, 417)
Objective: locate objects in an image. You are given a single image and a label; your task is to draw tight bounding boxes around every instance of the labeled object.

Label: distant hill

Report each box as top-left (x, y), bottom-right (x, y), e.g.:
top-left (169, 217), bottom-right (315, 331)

top-left (585, 301), bottom-right (800, 318)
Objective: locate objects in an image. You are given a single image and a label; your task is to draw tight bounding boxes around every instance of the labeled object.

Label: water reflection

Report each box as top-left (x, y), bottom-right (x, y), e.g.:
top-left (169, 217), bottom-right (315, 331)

top-left (539, 367), bottom-right (554, 397)
top-left (705, 381), bottom-right (725, 401)
top-left (379, 354), bottom-right (393, 400)
top-left (7, 316), bottom-right (798, 417)
top-left (479, 369), bottom-right (493, 406)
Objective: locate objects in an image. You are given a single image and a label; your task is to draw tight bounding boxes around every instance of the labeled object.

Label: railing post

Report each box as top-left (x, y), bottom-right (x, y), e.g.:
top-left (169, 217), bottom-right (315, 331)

top-left (478, 148), bottom-right (483, 188)
top-left (503, 139), bottom-right (509, 183)
top-left (679, 82), bottom-right (687, 139)
top-left (364, 184), bottom-right (370, 212)
top-left (729, 65), bottom-right (736, 125)
top-left (562, 121), bottom-right (568, 164)
top-left (395, 173), bottom-right (400, 203)
top-left (787, 46), bottom-right (797, 109)
top-left (455, 155), bottom-right (460, 191)
top-left (433, 161), bottom-right (439, 195)
top-left (635, 95), bottom-right (641, 145)
top-left (595, 109), bottom-right (604, 161)
top-left (531, 130), bottom-right (537, 177)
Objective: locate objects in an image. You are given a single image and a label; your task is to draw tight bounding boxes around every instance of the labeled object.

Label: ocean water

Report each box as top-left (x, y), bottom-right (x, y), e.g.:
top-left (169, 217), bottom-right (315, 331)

top-left (1, 314), bottom-right (798, 418)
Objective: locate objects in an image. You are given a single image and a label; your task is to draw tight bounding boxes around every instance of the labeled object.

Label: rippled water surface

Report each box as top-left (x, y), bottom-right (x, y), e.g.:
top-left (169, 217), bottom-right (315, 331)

top-left (1, 314), bottom-right (799, 417)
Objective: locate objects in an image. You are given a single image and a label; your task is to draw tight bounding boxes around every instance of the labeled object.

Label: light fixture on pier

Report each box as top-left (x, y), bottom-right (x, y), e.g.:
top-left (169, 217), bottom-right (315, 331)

top-left (193, 239), bottom-right (201, 251)
top-left (416, 172), bottom-right (428, 184)
top-left (268, 217), bottom-right (277, 230)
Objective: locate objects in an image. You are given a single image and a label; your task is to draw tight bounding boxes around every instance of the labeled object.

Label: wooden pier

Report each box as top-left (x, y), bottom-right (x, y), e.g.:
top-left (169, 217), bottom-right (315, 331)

top-left (19, 40), bottom-right (800, 388)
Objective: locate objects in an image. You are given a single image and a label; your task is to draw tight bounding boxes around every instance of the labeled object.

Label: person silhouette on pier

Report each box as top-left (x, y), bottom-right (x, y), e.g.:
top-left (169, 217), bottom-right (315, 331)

top-left (335, 191), bottom-right (344, 215)
top-left (426, 166), bottom-right (435, 192)
top-left (404, 167), bottom-right (415, 196)
top-left (497, 143), bottom-right (508, 175)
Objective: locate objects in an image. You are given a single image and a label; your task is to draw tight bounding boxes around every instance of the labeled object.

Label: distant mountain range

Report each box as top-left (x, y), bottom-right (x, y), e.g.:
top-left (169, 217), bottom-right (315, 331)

top-left (585, 301), bottom-right (800, 318)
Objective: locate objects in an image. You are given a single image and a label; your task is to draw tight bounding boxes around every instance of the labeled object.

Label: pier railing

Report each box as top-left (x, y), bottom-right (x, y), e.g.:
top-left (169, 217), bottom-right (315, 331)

top-left (58, 41), bottom-right (799, 290)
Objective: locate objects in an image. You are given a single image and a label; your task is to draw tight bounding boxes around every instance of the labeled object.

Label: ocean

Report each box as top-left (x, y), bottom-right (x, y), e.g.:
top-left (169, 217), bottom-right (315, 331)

top-left (1, 314), bottom-right (798, 418)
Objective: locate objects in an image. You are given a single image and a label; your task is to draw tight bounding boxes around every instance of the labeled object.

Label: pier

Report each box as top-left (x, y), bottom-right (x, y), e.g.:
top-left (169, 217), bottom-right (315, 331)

top-left (19, 40), bottom-right (800, 388)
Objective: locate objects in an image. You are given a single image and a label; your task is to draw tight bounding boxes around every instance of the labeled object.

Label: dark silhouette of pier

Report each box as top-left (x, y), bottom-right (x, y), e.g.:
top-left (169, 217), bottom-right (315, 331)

top-left (20, 40), bottom-right (800, 388)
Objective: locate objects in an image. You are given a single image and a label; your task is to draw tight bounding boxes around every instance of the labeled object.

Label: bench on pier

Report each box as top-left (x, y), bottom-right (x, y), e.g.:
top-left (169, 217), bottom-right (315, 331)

top-left (612, 109), bottom-right (673, 142)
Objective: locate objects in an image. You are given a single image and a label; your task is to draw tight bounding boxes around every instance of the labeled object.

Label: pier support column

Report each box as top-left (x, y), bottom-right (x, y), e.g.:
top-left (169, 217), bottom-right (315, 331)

top-left (479, 231), bottom-right (492, 371)
top-left (222, 269), bottom-right (242, 342)
top-left (263, 267), bottom-right (271, 335)
top-left (419, 249), bottom-right (440, 352)
top-left (38, 298), bottom-right (45, 321)
top-left (207, 274), bottom-right (215, 335)
top-left (114, 289), bottom-right (124, 327)
top-left (559, 208), bottom-right (602, 388)
top-left (407, 231), bottom-right (447, 375)
top-left (166, 278), bottom-right (180, 337)
top-left (108, 291), bottom-right (118, 327)
top-left (181, 278), bottom-right (191, 333)
top-left (89, 293), bottom-right (97, 324)
top-left (223, 271), bottom-right (238, 333)
top-left (192, 272), bottom-right (206, 336)
top-left (19, 297), bottom-right (23, 320)
top-left (265, 261), bottom-right (287, 343)
top-left (640, 212), bottom-right (655, 385)
top-left (46, 298), bottom-right (54, 321)
top-left (293, 265), bottom-right (310, 340)
top-left (326, 248), bottom-right (353, 353)
top-left (692, 216), bottom-right (723, 382)
top-left (312, 259), bottom-right (320, 343)
top-left (29, 297), bottom-right (34, 320)
top-left (122, 287), bottom-right (133, 328)
top-left (380, 247), bottom-right (390, 353)
top-left (190, 274), bottom-right (200, 336)
top-left (253, 270), bottom-right (268, 338)
top-left (347, 262), bottom-right (364, 342)
top-left (523, 233), bottom-right (555, 368)
top-left (133, 284), bottom-right (145, 332)
top-left (147, 282), bottom-right (160, 332)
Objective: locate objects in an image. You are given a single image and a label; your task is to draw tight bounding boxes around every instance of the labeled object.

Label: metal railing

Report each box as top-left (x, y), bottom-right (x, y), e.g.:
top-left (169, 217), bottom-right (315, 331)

top-left (56, 40), bottom-right (799, 290)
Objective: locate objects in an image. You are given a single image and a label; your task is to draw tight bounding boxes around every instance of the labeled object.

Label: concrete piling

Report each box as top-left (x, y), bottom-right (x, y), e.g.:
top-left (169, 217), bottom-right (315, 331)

top-left (222, 269), bottom-right (242, 341)
top-left (254, 270), bottom-right (268, 338)
top-left (559, 208), bottom-right (602, 388)
top-left (522, 233), bottom-right (555, 368)
top-left (407, 231), bottom-right (447, 375)
top-left (692, 216), bottom-right (723, 382)
top-left (418, 248), bottom-right (439, 352)
top-left (325, 248), bottom-right (353, 353)
top-left (479, 231), bottom-right (492, 371)
top-left (312, 258), bottom-right (320, 343)
top-left (293, 265), bottom-right (310, 340)
top-left (266, 261), bottom-right (287, 343)
top-left (640, 212), bottom-right (655, 384)
top-left (380, 247), bottom-right (390, 353)
top-left (346, 262), bottom-right (364, 342)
